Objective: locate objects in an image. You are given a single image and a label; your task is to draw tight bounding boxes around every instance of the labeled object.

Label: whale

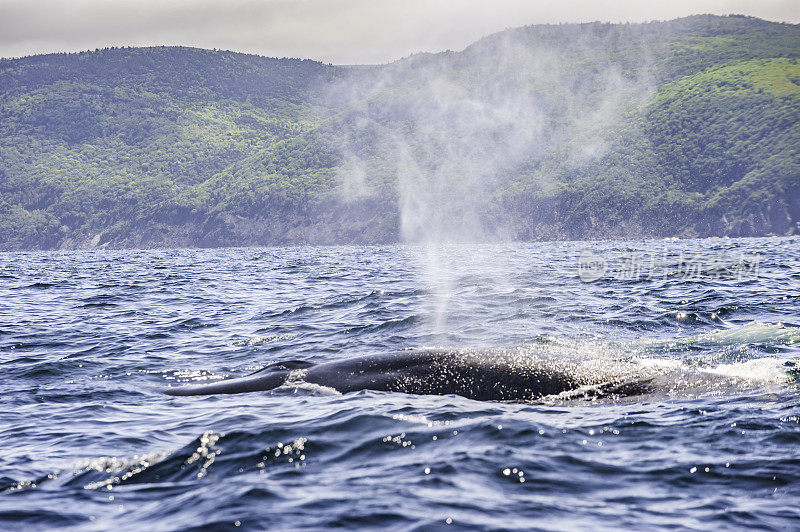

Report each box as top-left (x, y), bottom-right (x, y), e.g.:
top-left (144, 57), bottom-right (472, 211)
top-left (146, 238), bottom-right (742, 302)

top-left (163, 349), bottom-right (653, 402)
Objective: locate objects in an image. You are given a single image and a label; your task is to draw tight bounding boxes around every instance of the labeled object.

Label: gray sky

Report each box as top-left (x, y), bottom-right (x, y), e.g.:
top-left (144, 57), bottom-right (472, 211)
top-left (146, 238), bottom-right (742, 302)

top-left (1, 0), bottom-right (798, 64)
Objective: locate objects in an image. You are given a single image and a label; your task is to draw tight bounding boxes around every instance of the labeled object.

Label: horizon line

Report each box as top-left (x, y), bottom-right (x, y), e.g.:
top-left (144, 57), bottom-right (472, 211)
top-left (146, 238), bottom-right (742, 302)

top-left (1, 13), bottom-right (794, 65)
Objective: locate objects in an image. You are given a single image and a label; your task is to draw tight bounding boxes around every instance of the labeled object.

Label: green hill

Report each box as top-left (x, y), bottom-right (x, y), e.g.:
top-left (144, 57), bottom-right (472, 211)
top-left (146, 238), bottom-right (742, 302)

top-left (1, 15), bottom-right (798, 249)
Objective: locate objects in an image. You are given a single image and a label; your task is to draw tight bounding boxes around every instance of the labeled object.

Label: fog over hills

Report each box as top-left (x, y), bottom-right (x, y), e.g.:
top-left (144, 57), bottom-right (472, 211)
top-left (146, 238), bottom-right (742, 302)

top-left (1, 14), bottom-right (798, 249)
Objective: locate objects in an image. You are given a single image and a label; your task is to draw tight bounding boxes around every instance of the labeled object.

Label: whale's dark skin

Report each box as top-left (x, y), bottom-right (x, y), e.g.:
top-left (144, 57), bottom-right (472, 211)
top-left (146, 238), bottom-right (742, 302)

top-left (164, 349), bottom-right (650, 401)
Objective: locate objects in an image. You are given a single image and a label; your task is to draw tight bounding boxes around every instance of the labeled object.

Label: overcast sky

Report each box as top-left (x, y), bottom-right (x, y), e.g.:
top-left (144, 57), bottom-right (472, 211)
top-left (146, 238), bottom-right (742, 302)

top-left (1, 0), bottom-right (797, 64)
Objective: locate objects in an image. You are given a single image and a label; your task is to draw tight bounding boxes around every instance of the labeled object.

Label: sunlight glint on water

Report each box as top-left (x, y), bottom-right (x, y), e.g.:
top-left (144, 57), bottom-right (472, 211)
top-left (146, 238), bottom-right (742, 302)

top-left (1, 237), bottom-right (799, 529)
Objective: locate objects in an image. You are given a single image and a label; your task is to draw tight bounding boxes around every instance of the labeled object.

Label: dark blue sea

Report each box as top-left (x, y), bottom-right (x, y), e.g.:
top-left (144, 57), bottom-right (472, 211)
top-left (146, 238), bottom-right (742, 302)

top-left (2, 237), bottom-right (799, 530)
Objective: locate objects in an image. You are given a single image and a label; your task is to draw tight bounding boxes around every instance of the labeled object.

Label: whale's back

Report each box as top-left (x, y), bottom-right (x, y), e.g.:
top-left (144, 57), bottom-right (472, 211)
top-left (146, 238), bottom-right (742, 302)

top-left (304, 349), bottom-right (604, 401)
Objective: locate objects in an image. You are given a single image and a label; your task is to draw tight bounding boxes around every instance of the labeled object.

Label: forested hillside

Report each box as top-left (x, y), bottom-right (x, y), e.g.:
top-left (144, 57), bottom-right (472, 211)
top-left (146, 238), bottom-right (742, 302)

top-left (1, 15), bottom-right (798, 249)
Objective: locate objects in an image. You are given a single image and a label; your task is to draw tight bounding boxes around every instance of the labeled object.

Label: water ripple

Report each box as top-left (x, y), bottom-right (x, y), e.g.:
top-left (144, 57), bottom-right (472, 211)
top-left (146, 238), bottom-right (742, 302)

top-left (1, 238), bottom-right (799, 529)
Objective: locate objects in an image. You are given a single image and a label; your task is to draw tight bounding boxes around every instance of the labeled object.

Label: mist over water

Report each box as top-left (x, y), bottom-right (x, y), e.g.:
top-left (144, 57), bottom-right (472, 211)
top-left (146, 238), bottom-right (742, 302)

top-left (332, 27), bottom-right (655, 334)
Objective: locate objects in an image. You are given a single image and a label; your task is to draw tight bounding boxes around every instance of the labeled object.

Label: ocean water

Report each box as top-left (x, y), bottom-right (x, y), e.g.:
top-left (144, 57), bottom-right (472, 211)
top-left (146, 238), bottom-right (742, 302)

top-left (1, 237), bottom-right (799, 530)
